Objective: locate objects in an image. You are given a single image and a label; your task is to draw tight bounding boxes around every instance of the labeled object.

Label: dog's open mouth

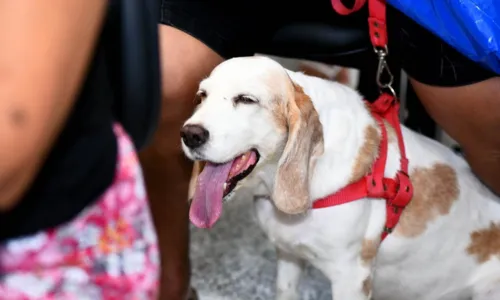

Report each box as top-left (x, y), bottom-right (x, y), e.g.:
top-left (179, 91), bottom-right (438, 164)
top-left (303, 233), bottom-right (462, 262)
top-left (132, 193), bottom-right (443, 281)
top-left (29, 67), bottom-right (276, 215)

top-left (189, 150), bottom-right (260, 229)
top-left (223, 150), bottom-right (260, 197)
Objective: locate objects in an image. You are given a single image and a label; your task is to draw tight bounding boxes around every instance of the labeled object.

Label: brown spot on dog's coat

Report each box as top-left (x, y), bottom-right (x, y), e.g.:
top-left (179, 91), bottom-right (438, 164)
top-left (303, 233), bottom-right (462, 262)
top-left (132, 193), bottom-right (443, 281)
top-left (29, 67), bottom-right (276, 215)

top-left (272, 82), bottom-right (324, 215)
top-left (394, 163), bottom-right (460, 237)
top-left (466, 222), bottom-right (500, 263)
top-left (299, 64), bottom-right (331, 80)
top-left (362, 276), bottom-right (372, 296)
top-left (271, 99), bottom-right (288, 133)
top-left (361, 239), bottom-right (379, 266)
top-left (298, 63), bottom-right (352, 86)
top-left (349, 105), bottom-right (396, 184)
top-left (383, 120), bottom-right (397, 144)
top-left (350, 125), bottom-right (380, 183)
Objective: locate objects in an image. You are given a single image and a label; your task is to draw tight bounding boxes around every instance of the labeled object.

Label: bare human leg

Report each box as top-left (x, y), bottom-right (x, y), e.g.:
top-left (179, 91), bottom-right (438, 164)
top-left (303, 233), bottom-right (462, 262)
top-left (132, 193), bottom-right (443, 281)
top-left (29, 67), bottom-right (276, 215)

top-left (139, 26), bottom-right (223, 300)
top-left (410, 77), bottom-right (500, 196)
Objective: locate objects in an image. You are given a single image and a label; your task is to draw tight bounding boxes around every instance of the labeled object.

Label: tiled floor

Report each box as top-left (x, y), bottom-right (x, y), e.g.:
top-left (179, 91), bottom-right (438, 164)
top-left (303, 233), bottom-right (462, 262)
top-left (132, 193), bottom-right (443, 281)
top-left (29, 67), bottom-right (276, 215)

top-left (189, 188), bottom-right (332, 300)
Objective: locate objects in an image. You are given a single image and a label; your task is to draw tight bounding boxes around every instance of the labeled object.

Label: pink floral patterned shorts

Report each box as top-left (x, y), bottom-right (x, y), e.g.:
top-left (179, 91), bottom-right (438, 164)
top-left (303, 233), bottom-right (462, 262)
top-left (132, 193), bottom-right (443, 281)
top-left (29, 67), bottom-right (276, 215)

top-left (0, 124), bottom-right (160, 300)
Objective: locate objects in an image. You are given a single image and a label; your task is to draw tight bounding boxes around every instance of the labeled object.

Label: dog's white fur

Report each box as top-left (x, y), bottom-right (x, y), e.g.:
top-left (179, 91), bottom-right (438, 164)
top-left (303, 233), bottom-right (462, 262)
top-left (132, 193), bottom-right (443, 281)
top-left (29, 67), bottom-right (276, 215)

top-left (182, 56), bottom-right (500, 300)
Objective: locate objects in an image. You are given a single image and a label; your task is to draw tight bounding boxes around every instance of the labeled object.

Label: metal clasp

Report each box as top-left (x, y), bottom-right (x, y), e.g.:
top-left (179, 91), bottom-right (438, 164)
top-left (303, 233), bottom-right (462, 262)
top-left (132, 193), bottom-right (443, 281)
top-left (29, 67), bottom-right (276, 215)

top-left (374, 46), bottom-right (396, 97)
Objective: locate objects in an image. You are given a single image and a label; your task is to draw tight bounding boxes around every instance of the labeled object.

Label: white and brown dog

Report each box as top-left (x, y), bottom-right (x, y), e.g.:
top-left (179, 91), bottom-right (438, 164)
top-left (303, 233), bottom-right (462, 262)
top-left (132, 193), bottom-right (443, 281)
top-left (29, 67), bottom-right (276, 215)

top-left (181, 56), bottom-right (500, 300)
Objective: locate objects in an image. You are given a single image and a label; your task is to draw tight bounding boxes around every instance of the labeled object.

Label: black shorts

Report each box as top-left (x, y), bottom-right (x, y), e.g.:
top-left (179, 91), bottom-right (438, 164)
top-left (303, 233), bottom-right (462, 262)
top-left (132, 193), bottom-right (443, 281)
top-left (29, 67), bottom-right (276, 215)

top-left (159, 0), bottom-right (497, 87)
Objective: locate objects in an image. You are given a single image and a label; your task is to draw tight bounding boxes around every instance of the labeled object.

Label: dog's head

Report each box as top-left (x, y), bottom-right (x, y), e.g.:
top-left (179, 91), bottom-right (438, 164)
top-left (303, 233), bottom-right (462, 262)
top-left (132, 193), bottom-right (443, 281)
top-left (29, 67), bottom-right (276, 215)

top-left (182, 56), bottom-right (324, 228)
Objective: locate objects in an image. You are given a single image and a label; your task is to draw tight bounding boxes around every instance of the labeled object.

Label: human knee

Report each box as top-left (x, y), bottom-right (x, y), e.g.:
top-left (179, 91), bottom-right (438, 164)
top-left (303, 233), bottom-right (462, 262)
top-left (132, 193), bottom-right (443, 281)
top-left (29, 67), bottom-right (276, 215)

top-left (456, 117), bottom-right (500, 195)
top-left (410, 77), bottom-right (500, 194)
top-left (458, 110), bottom-right (500, 155)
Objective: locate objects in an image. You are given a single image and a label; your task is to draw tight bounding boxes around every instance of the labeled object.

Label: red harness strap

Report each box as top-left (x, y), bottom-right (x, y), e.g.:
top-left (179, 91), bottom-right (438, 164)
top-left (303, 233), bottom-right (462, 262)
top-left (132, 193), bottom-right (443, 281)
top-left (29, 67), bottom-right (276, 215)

top-left (330, 0), bottom-right (387, 48)
top-left (312, 0), bottom-right (414, 241)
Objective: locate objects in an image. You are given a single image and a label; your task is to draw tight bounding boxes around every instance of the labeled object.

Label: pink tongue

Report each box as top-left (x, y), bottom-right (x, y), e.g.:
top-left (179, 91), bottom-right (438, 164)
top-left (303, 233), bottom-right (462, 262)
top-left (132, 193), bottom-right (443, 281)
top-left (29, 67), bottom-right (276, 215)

top-left (189, 161), bottom-right (233, 228)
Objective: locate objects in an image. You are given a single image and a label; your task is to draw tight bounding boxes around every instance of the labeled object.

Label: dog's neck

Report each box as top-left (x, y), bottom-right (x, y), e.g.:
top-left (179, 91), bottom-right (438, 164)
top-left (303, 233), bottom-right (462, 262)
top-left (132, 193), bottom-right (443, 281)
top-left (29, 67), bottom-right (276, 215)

top-left (289, 71), bottom-right (383, 202)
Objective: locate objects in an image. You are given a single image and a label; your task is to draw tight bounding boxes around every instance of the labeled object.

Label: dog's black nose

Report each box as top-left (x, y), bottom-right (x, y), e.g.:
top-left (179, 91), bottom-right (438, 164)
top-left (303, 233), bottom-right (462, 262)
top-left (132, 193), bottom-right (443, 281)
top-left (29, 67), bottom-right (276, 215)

top-left (181, 124), bottom-right (209, 149)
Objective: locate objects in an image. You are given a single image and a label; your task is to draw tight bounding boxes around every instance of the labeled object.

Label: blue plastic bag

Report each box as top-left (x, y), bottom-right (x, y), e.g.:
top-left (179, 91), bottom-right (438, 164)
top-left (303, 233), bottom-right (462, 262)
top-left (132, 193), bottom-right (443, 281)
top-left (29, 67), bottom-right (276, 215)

top-left (388, 0), bottom-right (500, 74)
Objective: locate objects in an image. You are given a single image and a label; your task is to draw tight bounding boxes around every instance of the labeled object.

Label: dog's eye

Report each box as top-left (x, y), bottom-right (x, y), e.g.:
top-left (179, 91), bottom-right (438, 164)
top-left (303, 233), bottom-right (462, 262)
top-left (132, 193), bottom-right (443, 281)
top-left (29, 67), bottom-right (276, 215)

top-left (233, 94), bottom-right (258, 105)
top-left (194, 90), bottom-right (207, 104)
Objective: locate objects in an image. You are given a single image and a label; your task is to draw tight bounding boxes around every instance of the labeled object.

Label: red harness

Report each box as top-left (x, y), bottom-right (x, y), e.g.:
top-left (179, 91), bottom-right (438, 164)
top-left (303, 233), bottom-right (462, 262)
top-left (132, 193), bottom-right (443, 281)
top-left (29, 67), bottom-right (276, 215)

top-left (312, 0), bottom-right (414, 241)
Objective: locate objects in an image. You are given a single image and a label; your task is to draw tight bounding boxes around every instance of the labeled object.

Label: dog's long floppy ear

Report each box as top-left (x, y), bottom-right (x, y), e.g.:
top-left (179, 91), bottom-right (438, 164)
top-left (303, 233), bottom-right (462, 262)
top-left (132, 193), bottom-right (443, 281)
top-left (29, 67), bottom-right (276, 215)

top-left (272, 83), bottom-right (324, 214)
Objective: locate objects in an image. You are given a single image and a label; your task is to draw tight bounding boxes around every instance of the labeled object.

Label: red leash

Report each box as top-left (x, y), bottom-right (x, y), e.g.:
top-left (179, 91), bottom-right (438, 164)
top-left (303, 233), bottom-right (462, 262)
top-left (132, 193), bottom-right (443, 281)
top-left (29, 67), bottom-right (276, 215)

top-left (313, 0), bottom-right (413, 241)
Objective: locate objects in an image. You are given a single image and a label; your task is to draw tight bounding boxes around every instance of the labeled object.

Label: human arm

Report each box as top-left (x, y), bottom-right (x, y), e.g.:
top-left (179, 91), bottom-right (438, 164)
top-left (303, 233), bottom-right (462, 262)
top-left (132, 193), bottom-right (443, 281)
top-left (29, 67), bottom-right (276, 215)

top-left (0, 0), bottom-right (107, 210)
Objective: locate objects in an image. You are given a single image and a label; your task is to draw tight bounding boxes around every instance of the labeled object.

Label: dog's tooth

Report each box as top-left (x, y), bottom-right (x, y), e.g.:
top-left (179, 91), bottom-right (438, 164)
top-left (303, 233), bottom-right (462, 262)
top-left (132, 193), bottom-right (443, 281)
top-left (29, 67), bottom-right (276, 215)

top-left (223, 183), bottom-right (227, 190)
